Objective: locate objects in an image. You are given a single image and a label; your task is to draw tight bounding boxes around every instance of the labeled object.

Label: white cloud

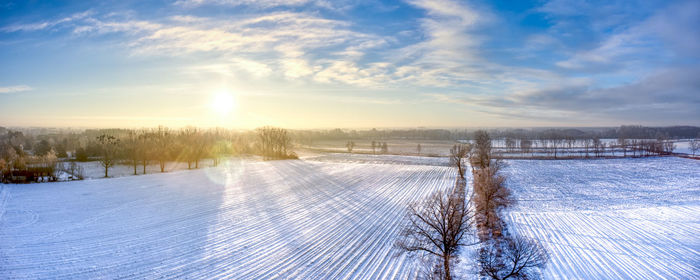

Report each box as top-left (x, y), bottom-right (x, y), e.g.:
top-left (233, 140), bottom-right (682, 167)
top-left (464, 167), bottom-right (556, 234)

top-left (230, 58), bottom-right (273, 78)
top-left (67, 12), bottom-right (394, 86)
top-left (2, 2), bottom-right (497, 89)
top-left (174, 0), bottom-right (315, 8)
top-left (1, 11), bottom-right (91, 32)
top-left (429, 66), bottom-right (700, 124)
top-left (546, 1), bottom-right (699, 72)
top-left (407, 0), bottom-right (480, 25)
top-left (281, 58), bottom-right (315, 78)
top-left (393, 0), bottom-right (496, 87)
top-left (0, 85), bottom-right (34, 93)
top-left (555, 24), bottom-right (657, 71)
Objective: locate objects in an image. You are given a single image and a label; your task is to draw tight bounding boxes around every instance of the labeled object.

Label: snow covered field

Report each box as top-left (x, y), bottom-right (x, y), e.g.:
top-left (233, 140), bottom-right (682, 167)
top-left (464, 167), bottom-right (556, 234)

top-left (1, 156), bottom-right (699, 279)
top-left (0, 159), bottom-right (456, 279)
top-left (503, 157), bottom-right (700, 279)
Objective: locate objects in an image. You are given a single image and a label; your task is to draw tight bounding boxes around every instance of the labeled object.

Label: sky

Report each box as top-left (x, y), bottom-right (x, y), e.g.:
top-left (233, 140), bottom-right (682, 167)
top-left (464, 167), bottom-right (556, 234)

top-left (0, 0), bottom-right (698, 129)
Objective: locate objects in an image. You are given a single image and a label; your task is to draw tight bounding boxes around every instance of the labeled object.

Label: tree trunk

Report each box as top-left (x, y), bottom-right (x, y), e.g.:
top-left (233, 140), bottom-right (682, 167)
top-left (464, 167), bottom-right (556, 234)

top-left (104, 166), bottom-right (108, 178)
top-left (143, 160), bottom-right (147, 174)
top-left (444, 255), bottom-right (451, 280)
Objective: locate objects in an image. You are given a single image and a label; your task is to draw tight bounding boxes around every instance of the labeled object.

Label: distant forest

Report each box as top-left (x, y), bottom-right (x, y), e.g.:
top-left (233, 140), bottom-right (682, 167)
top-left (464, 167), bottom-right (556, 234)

top-left (2, 125), bottom-right (698, 148)
top-left (1, 125), bottom-right (697, 183)
top-left (291, 125), bottom-right (700, 143)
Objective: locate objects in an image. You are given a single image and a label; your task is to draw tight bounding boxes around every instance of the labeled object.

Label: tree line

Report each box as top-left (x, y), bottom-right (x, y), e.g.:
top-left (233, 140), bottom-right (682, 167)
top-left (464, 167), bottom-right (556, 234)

top-left (396, 130), bottom-right (548, 280)
top-left (289, 125), bottom-right (698, 144)
top-left (497, 133), bottom-right (680, 159)
top-left (1, 126), bottom-right (296, 182)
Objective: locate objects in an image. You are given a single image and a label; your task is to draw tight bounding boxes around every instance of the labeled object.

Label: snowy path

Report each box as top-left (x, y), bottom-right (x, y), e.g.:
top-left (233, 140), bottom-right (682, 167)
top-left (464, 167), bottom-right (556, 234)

top-left (0, 160), bottom-right (456, 279)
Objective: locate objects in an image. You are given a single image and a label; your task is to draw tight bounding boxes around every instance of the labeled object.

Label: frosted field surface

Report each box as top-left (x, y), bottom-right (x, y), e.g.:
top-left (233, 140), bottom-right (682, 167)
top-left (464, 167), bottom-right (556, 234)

top-left (1, 156), bottom-right (699, 279)
top-left (504, 157), bottom-right (700, 211)
top-left (0, 160), bottom-right (455, 279)
top-left (502, 157), bottom-right (700, 279)
top-left (306, 153), bottom-right (449, 166)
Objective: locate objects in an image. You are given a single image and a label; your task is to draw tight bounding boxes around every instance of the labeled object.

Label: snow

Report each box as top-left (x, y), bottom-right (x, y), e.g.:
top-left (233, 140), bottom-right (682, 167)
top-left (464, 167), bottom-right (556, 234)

top-left (306, 153), bottom-right (449, 166)
top-left (0, 159), bottom-right (456, 279)
top-left (503, 157), bottom-right (700, 211)
top-left (673, 140), bottom-right (694, 155)
top-left (501, 157), bottom-right (700, 279)
top-left (1, 156), bottom-right (698, 279)
top-left (506, 205), bottom-right (699, 279)
top-left (73, 159), bottom-right (218, 179)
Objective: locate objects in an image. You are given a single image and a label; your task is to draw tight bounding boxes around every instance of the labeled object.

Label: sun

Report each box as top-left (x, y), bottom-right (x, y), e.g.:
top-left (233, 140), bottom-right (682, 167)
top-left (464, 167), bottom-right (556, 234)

top-left (211, 90), bottom-right (235, 116)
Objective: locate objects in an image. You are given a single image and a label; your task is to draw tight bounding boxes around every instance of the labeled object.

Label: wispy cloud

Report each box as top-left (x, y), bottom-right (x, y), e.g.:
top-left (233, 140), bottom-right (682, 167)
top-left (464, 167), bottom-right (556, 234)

top-left (174, 0), bottom-right (316, 8)
top-left (65, 12), bottom-right (395, 87)
top-left (1, 11), bottom-right (91, 32)
top-left (429, 66), bottom-right (700, 123)
top-left (2, 0), bottom-right (698, 126)
top-left (0, 85), bottom-right (33, 93)
top-left (396, 0), bottom-right (492, 86)
top-left (172, 0), bottom-right (354, 11)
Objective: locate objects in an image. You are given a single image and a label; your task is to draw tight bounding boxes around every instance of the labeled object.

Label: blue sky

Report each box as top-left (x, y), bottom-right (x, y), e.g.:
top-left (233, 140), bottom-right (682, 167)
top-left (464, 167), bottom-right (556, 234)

top-left (0, 0), bottom-right (698, 128)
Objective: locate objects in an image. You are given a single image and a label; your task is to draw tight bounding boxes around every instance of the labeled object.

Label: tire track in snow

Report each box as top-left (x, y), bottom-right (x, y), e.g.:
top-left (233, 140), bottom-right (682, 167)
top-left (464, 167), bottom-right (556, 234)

top-left (499, 157), bottom-right (700, 279)
top-left (506, 206), bottom-right (700, 279)
top-left (0, 160), bottom-right (456, 279)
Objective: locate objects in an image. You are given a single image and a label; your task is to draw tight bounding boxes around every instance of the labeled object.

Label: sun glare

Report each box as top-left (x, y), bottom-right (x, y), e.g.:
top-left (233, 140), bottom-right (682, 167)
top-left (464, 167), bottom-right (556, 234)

top-left (211, 90), bottom-right (235, 116)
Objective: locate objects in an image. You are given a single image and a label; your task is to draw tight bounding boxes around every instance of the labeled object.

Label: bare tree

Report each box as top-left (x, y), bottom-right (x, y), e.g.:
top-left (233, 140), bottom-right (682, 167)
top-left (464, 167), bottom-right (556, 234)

top-left (617, 131), bottom-right (628, 157)
top-left (123, 131), bottom-right (140, 175)
top-left (549, 133), bottom-right (563, 159)
top-left (658, 135), bottom-right (675, 155)
top-left (690, 138), bottom-right (699, 156)
top-left (519, 139), bottom-right (531, 156)
top-left (504, 137), bottom-right (515, 153)
top-left (179, 127), bottom-right (198, 169)
top-left (473, 161), bottom-right (513, 240)
top-left (472, 130), bottom-right (492, 169)
top-left (257, 126), bottom-right (296, 160)
top-left (450, 144), bottom-right (470, 179)
top-left (417, 143), bottom-right (422, 156)
top-left (396, 184), bottom-right (476, 280)
top-left (479, 235), bottom-right (549, 280)
top-left (565, 136), bottom-right (575, 154)
top-left (193, 130), bottom-right (209, 168)
top-left (592, 137), bottom-right (602, 158)
top-left (210, 140), bottom-right (229, 167)
top-left (346, 141), bottom-right (355, 153)
top-left (138, 131), bottom-right (151, 174)
top-left (371, 141), bottom-right (377, 154)
top-left (38, 149), bottom-right (58, 182)
top-left (582, 138), bottom-right (591, 158)
top-left (153, 126), bottom-right (171, 172)
top-left (96, 134), bottom-right (119, 177)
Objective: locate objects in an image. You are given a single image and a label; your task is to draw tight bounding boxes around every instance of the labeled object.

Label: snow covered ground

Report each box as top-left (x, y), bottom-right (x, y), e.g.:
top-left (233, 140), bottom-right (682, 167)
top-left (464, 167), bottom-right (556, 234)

top-left (1, 156), bottom-right (698, 279)
top-left (503, 157), bottom-right (700, 279)
top-left (305, 153), bottom-right (450, 166)
top-left (0, 159), bottom-right (456, 279)
top-left (72, 158), bottom-right (219, 179)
